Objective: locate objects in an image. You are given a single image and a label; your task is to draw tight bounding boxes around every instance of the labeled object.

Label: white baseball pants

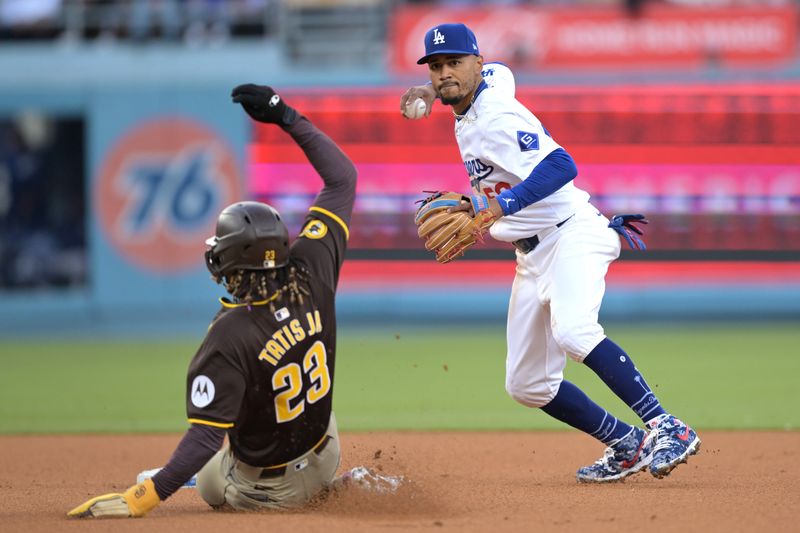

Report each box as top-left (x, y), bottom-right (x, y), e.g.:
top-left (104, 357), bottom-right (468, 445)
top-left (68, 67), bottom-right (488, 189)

top-left (505, 204), bottom-right (622, 408)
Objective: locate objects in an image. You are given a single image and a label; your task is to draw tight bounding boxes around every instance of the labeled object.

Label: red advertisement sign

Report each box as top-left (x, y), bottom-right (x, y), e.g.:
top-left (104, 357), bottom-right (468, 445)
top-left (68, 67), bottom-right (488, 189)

top-left (248, 86), bottom-right (800, 253)
top-left (390, 5), bottom-right (798, 72)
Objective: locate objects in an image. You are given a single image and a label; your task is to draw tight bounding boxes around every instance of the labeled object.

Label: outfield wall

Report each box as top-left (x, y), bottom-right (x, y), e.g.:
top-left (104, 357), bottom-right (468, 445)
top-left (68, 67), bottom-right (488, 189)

top-left (0, 48), bottom-right (798, 337)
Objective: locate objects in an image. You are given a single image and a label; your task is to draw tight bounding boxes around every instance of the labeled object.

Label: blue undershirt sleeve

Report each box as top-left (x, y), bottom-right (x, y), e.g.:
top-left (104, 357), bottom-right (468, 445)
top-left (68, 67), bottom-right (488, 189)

top-left (496, 148), bottom-right (578, 216)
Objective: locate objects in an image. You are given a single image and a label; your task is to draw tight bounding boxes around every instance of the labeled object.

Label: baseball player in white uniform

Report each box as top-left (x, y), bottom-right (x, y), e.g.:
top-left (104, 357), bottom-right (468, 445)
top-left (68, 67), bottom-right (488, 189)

top-left (401, 23), bottom-right (701, 482)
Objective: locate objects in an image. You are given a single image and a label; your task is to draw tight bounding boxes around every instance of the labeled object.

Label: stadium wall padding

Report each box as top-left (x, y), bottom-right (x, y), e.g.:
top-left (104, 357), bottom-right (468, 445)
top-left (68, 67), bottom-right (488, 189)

top-left (0, 47), bottom-right (798, 337)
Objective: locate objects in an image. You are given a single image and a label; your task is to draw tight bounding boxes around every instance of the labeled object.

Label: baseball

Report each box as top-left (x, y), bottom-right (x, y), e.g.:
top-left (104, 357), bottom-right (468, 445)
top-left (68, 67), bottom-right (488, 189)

top-left (404, 98), bottom-right (427, 120)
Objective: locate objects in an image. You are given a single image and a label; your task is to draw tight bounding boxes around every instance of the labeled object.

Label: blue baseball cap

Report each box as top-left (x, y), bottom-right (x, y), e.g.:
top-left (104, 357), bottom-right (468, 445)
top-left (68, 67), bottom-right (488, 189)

top-left (417, 23), bottom-right (480, 65)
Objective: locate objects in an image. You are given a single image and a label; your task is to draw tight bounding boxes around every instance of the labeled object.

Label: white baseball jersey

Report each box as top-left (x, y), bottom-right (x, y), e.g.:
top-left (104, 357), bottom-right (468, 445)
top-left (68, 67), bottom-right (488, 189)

top-left (480, 62), bottom-right (515, 98)
top-left (450, 63), bottom-right (620, 406)
top-left (457, 64), bottom-right (590, 242)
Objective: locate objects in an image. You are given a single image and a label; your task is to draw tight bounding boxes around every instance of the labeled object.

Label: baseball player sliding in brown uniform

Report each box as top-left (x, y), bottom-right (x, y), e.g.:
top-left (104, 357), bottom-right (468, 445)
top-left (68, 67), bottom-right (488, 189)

top-left (68, 85), bottom-right (357, 517)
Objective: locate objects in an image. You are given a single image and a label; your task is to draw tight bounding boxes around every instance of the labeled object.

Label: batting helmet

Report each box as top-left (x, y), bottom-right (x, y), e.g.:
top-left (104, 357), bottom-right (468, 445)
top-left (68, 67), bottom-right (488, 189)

top-left (205, 201), bottom-right (290, 278)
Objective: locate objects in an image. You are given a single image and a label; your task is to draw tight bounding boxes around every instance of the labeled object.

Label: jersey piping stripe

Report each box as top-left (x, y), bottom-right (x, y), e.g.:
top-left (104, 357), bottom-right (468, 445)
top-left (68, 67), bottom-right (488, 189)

top-left (259, 431), bottom-right (331, 470)
top-left (219, 293), bottom-right (279, 309)
top-left (309, 206), bottom-right (349, 240)
top-left (188, 418), bottom-right (234, 429)
top-left (455, 79), bottom-right (488, 121)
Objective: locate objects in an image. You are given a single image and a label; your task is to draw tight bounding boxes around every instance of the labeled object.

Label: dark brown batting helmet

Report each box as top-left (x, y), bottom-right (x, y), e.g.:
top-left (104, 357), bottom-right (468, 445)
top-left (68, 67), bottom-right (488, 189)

top-left (204, 201), bottom-right (290, 278)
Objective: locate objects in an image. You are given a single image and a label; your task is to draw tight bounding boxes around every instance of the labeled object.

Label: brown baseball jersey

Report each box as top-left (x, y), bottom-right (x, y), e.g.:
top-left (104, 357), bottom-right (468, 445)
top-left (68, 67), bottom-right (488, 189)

top-left (185, 207), bottom-right (348, 467)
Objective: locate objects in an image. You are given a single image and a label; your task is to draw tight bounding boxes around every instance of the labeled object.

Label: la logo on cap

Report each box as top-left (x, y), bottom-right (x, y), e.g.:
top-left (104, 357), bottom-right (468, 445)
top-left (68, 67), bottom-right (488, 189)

top-left (433, 28), bottom-right (445, 45)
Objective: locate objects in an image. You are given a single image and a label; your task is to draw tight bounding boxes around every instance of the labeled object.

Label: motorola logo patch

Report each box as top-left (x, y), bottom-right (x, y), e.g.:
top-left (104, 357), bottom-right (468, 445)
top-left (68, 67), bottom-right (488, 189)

top-left (191, 375), bottom-right (215, 408)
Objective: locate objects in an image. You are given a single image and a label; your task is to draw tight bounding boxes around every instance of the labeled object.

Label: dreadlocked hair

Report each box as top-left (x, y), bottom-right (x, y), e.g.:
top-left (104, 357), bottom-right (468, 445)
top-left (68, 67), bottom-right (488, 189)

top-left (222, 266), bottom-right (310, 312)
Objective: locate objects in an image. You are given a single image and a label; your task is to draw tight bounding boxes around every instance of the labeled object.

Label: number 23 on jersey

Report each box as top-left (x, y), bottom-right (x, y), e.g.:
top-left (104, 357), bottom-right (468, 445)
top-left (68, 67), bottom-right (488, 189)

top-left (272, 341), bottom-right (331, 423)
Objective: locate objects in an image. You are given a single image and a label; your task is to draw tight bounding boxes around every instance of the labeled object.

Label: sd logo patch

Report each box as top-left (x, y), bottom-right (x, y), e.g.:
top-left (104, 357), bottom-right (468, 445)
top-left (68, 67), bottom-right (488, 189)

top-left (301, 219), bottom-right (328, 239)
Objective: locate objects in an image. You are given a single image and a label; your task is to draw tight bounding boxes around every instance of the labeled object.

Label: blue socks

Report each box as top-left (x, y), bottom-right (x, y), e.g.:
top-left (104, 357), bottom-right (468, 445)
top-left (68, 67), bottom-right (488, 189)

top-left (539, 337), bottom-right (667, 444)
top-left (541, 380), bottom-right (633, 444)
top-left (583, 337), bottom-right (667, 425)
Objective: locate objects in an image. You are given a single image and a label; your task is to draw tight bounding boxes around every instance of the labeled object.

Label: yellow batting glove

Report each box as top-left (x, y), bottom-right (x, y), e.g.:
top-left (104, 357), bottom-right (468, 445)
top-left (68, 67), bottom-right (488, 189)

top-left (67, 479), bottom-right (160, 518)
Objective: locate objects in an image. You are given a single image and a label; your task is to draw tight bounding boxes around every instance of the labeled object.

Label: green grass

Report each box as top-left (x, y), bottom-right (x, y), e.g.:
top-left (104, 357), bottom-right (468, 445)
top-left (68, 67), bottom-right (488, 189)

top-left (0, 323), bottom-right (797, 433)
top-left (0, 341), bottom-right (192, 433)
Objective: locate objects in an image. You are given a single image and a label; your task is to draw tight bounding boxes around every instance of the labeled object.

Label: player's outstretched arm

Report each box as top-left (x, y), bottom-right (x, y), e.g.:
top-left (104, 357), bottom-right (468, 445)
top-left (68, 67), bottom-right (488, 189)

top-left (231, 84), bottom-right (356, 225)
top-left (67, 424), bottom-right (225, 519)
top-left (286, 113), bottom-right (357, 226)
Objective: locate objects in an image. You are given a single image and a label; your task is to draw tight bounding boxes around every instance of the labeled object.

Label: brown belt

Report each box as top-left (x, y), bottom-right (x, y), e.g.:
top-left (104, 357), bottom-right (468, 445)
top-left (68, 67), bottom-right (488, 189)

top-left (258, 435), bottom-right (332, 479)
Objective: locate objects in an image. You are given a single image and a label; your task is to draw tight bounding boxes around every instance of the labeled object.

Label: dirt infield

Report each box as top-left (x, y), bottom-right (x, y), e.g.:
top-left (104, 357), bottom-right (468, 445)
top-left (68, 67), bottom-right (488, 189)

top-left (2, 431), bottom-right (797, 532)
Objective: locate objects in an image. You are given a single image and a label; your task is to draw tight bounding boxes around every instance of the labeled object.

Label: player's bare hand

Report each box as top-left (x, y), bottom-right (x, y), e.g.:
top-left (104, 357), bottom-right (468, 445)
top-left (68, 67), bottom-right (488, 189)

top-left (447, 192), bottom-right (503, 220)
top-left (400, 85), bottom-right (436, 118)
top-left (446, 198), bottom-right (472, 215)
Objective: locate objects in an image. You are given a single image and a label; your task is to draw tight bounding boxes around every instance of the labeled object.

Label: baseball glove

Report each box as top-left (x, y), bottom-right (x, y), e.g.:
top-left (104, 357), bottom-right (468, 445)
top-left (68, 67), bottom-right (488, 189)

top-left (414, 191), bottom-right (496, 263)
